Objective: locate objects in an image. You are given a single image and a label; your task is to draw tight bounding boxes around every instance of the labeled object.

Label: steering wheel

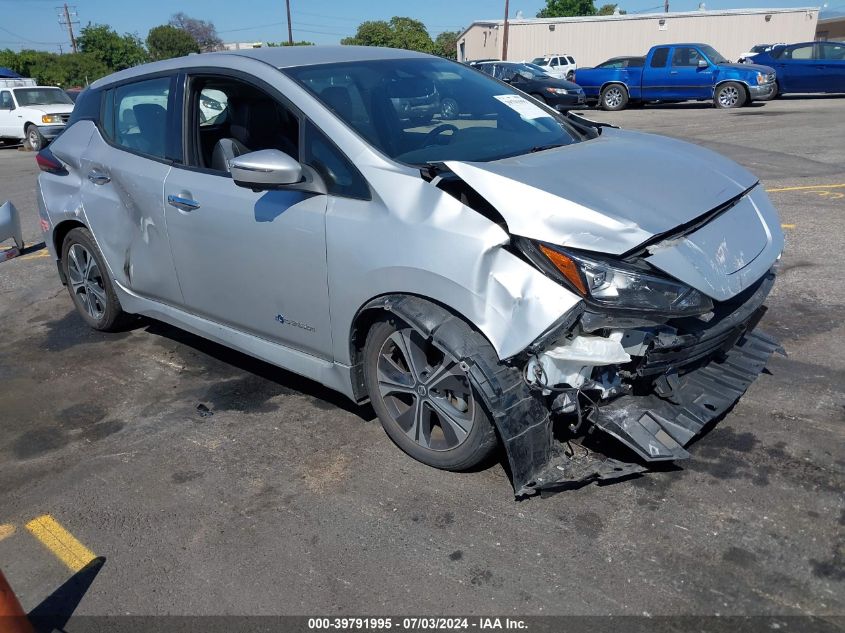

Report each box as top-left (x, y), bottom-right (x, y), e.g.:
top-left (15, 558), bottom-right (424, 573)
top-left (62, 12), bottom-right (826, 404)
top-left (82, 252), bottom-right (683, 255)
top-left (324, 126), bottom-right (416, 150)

top-left (422, 123), bottom-right (459, 147)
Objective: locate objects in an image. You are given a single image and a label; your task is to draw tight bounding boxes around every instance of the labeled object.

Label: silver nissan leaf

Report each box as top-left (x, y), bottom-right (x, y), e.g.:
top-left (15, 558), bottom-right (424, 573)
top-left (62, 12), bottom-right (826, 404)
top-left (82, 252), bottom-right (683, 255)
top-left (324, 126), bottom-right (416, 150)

top-left (36, 46), bottom-right (784, 496)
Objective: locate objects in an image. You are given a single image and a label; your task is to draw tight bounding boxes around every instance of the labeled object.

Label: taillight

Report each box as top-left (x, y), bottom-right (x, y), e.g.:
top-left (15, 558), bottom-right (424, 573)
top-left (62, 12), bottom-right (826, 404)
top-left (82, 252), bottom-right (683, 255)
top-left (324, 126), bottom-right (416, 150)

top-left (36, 148), bottom-right (66, 174)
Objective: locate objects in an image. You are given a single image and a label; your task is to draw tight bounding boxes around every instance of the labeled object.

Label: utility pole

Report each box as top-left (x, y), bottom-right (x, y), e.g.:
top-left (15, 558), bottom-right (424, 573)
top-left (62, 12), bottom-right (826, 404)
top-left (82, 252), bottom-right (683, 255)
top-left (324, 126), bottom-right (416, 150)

top-left (502, 0), bottom-right (510, 60)
top-left (57, 3), bottom-right (79, 53)
top-left (664, 0), bottom-right (669, 12)
top-left (285, 0), bottom-right (293, 46)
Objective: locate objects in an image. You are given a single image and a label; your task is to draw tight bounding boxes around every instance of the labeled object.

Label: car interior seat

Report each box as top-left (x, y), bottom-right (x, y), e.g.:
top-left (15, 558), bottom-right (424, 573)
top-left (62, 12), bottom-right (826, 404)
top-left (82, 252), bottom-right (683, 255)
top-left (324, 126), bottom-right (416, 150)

top-left (132, 103), bottom-right (167, 156)
top-left (211, 99), bottom-right (297, 173)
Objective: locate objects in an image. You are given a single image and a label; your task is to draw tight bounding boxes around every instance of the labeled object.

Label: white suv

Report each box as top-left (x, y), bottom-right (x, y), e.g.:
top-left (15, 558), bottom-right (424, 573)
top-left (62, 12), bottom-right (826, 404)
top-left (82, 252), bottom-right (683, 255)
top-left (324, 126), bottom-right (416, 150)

top-left (0, 78), bottom-right (75, 150)
top-left (530, 55), bottom-right (577, 81)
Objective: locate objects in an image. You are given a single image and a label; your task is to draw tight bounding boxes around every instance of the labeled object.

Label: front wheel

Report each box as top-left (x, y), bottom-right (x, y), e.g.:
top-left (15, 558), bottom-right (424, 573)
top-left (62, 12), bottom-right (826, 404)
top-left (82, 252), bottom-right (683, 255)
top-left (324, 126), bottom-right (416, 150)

top-left (363, 318), bottom-right (498, 471)
top-left (566, 71), bottom-right (575, 81)
top-left (714, 82), bottom-right (747, 109)
top-left (26, 125), bottom-right (46, 151)
top-left (61, 227), bottom-right (130, 331)
top-left (440, 97), bottom-right (459, 120)
top-left (600, 84), bottom-right (628, 111)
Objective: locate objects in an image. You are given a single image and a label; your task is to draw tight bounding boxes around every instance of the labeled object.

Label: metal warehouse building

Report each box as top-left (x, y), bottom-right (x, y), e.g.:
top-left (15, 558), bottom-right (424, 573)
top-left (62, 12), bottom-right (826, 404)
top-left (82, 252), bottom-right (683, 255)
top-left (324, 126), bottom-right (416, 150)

top-left (457, 7), bottom-right (819, 67)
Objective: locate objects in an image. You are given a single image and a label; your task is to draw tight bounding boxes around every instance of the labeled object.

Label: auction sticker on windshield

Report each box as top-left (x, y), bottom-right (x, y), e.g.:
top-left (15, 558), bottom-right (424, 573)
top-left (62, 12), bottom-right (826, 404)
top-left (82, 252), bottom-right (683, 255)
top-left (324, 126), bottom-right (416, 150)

top-left (493, 94), bottom-right (550, 120)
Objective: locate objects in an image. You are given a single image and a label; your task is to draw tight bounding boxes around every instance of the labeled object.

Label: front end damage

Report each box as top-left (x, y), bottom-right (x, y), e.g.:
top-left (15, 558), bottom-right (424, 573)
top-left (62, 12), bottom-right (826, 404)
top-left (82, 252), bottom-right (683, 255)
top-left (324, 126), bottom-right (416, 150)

top-left (421, 126), bottom-right (786, 497)
top-left (509, 269), bottom-right (783, 496)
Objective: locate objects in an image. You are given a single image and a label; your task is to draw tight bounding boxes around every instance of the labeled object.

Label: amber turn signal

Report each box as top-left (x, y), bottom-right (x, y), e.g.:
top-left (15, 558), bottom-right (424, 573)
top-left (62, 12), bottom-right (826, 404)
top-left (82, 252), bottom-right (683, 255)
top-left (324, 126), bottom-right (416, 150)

top-left (539, 245), bottom-right (588, 295)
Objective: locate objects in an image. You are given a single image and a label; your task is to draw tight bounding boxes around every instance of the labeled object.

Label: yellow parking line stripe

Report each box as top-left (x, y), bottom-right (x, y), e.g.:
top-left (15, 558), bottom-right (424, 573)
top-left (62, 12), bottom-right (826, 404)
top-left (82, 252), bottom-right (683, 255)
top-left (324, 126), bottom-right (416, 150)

top-left (766, 183), bottom-right (845, 192)
top-left (25, 515), bottom-right (95, 572)
top-left (0, 524), bottom-right (15, 542)
top-left (781, 224), bottom-right (796, 229)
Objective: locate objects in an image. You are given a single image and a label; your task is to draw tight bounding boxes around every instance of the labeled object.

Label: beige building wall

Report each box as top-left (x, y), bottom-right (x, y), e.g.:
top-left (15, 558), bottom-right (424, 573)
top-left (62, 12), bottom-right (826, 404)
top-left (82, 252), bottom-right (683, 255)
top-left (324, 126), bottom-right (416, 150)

top-left (816, 17), bottom-right (845, 41)
top-left (458, 8), bottom-right (819, 67)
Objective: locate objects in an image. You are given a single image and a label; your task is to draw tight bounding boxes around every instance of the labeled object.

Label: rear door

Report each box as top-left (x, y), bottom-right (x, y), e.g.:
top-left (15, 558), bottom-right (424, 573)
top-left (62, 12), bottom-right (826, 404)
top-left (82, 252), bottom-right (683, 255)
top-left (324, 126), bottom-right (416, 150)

top-left (669, 46), bottom-right (714, 100)
top-left (817, 42), bottom-right (845, 92)
top-left (80, 74), bottom-right (184, 305)
top-left (641, 47), bottom-right (671, 99)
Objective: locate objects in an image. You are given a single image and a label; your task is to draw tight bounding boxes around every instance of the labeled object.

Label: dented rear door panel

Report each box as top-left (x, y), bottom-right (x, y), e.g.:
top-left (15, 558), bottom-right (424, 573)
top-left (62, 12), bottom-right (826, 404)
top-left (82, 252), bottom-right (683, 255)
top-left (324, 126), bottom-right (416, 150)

top-left (80, 130), bottom-right (182, 305)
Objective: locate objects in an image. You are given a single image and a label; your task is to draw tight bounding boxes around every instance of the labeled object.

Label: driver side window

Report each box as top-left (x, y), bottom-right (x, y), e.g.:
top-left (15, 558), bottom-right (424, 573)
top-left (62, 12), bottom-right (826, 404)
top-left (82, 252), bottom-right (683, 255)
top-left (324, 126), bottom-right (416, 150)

top-left (185, 75), bottom-right (300, 175)
top-left (0, 91), bottom-right (13, 109)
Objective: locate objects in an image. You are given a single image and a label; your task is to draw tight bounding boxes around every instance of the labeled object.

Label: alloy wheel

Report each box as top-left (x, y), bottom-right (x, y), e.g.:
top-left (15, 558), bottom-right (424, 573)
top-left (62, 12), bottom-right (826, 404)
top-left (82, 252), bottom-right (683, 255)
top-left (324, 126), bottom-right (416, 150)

top-left (719, 85), bottom-right (740, 108)
top-left (376, 328), bottom-right (475, 451)
top-left (67, 243), bottom-right (107, 321)
top-left (604, 87), bottom-right (623, 109)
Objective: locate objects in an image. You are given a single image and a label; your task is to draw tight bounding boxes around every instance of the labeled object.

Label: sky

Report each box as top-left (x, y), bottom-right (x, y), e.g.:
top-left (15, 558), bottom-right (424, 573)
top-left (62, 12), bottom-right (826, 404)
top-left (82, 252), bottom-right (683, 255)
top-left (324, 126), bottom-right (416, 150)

top-left (0, 0), bottom-right (841, 52)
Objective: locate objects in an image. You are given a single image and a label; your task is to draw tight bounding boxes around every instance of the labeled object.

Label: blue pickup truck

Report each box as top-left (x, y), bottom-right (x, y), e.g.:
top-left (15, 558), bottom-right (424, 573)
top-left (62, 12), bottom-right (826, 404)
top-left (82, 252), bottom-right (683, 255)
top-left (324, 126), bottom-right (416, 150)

top-left (575, 43), bottom-right (777, 110)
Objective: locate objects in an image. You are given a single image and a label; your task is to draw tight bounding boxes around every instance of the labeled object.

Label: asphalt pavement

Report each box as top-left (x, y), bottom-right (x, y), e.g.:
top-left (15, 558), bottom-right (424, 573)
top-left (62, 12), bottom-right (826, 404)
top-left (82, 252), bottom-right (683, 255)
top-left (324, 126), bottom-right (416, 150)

top-left (0, 96), bottom-right (842, 621)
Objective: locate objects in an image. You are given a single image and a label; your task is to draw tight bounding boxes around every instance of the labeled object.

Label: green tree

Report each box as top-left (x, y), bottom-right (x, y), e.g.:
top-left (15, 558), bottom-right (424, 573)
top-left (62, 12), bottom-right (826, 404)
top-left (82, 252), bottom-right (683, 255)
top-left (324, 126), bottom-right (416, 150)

top-left (30, 53), bottom-right (109, 86)
top-left (78, 23), bottom-right (147, 71)
top-left (146, 25), bottom-right (200, 61)
top-left (342, 16), bottom-right (434, 53)
top-left (432, 30), bottom-right (461, 59)
top-left (597, 3), bottom-right (626, 14)
top-left (537, 0), bottom-right (597, 17)
top-left (341, 20), bottom-right (394, 47)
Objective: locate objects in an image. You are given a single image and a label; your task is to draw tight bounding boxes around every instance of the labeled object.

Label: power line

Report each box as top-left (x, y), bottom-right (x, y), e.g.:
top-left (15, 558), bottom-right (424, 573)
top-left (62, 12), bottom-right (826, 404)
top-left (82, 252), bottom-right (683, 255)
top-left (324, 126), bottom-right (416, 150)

top-left (0, 24), bottom-right (63, 45)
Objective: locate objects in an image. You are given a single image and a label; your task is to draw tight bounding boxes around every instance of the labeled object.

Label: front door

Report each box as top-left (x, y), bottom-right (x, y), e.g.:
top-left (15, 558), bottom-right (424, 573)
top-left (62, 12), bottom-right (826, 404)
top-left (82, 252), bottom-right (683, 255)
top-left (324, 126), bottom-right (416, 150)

top-left (775, 43), bottom-right (822, 93)
top-left (163, 73), bottom-right (332, 358)
top-left (0, 90), bottom-right (18, 137)
top-left (669, 46), bottom-right (714, 100)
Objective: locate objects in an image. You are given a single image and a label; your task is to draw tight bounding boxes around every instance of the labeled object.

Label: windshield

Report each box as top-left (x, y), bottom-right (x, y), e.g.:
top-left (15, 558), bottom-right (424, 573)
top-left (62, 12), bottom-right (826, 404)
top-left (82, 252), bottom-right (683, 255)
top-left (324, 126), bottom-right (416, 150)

top-left (13, 87), bottom-right (73, 106)
top-left (751, 45), bottom-right (770, 53)
top-left (699, 45), bottom-right (730, 65)
top-left (285, 58), bottom-right (581, 165)
top-left (531, 57), bottom-right (549, 66)
top-left (507, 63), bottom-right (547, 79)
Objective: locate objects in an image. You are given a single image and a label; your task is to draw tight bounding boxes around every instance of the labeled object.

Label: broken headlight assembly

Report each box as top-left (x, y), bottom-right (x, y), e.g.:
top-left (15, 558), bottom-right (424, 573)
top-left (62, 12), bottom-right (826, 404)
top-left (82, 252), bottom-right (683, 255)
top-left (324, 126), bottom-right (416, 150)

top-left (519, 240), bottom-right (714, 316)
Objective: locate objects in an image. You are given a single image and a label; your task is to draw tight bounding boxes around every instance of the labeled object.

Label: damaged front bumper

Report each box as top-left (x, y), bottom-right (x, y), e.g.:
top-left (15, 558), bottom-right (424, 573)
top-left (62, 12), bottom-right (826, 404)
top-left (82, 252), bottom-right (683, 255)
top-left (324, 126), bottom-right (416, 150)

top-left (506, 271), bottom-right (783, 497)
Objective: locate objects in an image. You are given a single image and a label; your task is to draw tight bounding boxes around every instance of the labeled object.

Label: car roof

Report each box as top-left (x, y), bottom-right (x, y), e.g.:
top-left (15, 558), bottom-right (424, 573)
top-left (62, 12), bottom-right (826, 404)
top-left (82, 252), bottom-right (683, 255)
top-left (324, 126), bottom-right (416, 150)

top-left (90, 45), bottom-right (432, 89)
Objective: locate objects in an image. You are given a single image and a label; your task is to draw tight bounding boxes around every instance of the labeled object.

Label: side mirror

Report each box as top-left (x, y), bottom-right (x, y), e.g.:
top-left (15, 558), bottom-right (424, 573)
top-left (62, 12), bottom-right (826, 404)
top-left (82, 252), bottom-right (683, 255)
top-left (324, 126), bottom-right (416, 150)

top-left (230, 149), bottom-right (303, 190)
top-left (698, 58), bottom-right (709, 68)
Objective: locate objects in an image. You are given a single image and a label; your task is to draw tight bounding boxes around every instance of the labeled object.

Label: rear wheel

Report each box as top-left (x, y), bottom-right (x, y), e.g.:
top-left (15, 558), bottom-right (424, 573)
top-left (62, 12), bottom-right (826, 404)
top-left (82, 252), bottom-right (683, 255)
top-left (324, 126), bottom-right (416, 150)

top-left (714, 82), bottom-right (747, 109)
top-left (363, 317), bottom-right (498, 471)
top-left (600, 84), bottom-right (628, 111)
top-left (26, 125), bottom-right (45, 151)
top-left (61, 227), bottom-right (129, 331)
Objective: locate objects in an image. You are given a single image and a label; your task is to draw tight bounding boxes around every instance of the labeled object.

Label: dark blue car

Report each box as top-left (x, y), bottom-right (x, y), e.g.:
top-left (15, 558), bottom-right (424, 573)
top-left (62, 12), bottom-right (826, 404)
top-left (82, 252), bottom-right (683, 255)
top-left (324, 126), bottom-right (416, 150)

top-left (748, 41), bottom-right (845, 96)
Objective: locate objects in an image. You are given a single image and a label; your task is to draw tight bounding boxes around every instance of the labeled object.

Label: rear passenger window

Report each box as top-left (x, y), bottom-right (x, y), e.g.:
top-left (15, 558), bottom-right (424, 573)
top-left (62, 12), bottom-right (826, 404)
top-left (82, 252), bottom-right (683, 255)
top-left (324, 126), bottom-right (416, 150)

top-left (650, 48), bottom-right (669, 68)
top-left (108, 77), bottom-right (171, 159)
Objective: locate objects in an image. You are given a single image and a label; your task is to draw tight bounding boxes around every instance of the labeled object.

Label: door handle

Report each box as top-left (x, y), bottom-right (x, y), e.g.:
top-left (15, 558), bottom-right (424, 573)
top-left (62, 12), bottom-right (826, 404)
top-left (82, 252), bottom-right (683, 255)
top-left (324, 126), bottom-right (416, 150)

top-left (167, 194), bottom-right (200, 212)
top-left (87, 170), bottom-right (110, 185)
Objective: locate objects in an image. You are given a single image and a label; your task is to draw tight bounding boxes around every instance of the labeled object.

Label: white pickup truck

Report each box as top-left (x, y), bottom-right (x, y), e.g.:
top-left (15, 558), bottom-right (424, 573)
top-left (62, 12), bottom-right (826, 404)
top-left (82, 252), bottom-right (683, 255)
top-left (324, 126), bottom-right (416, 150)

top-left (0, 78), bottom-right (75, 150)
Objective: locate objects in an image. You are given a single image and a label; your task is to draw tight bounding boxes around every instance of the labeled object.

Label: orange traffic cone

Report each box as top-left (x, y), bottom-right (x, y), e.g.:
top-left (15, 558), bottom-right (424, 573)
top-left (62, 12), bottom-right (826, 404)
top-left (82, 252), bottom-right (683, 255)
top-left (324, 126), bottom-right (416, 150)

top-left (0, 570), bottom-right (34, 633)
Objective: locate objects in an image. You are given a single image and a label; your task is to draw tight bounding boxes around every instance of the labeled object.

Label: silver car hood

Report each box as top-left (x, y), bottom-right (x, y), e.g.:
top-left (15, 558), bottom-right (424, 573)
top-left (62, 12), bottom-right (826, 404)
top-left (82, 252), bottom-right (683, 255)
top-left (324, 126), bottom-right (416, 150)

top-left (445, 128), bottom-right (758, 255)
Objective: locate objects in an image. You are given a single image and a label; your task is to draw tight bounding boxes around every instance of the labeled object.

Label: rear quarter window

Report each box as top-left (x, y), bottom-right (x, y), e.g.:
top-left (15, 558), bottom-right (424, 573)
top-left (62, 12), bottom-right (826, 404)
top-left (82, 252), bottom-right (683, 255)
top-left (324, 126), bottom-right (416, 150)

top-left (66, 88), bottom-right (100, 127)
top-left (650, 48), bottom-right (670, 67)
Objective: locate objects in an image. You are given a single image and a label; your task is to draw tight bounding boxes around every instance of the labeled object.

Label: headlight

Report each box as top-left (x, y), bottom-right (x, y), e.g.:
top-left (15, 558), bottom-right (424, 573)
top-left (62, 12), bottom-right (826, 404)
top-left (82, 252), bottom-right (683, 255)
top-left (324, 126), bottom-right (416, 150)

top-left (525, 241), bottom-right (714, 316)
top-left (756, 73), bottom-right (768, 85)
top-left (41, 114), bottom-right (63, 124)
top-left (545, 87), bottom-right (569, 95)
